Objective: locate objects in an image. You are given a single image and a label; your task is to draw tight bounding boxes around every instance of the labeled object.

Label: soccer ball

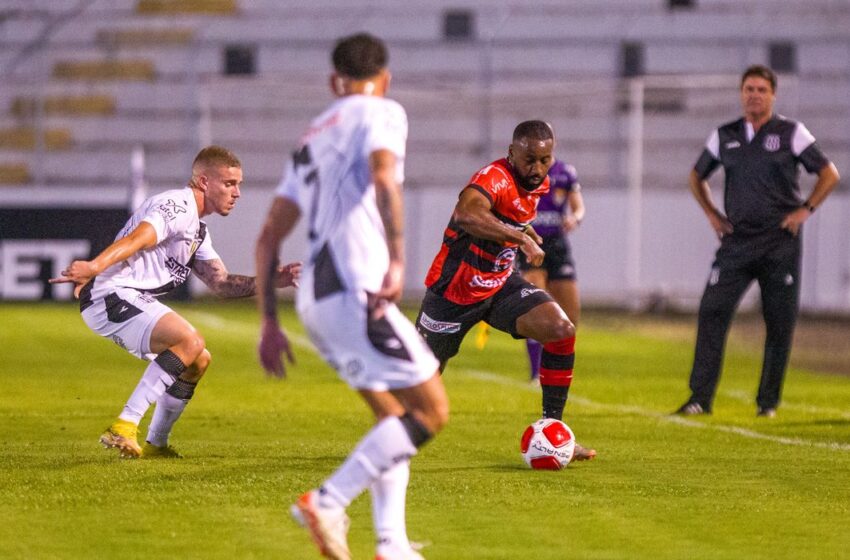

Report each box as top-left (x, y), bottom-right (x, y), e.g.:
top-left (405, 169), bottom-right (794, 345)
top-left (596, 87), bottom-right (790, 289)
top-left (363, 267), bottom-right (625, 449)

top-left (520, 418), bottom-right (576, 470)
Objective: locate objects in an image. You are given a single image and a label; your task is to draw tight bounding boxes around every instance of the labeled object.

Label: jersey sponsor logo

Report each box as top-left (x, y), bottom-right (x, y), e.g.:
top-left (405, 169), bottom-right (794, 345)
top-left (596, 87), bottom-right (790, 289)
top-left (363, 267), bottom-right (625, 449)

top-left (156, 199), bottom-right (187, 222)
top-left (469, 274), bottom-right (508, 289)
top-left (299, 112), bottom-right (341, 144)
top-left (521, 287), bottom-right (543, 298)
top-left (725, 140), bottom-right (741, 149)
top-left (493, 247), bottom-right (517, 272)
top-left (110, 335), bottom-right (128, 350)
top-left (763, 134), bottom-right (781, 152)
top-left (165, 256), bottom-right (191, 285)
top-left (491, 177), bottom-right (509, 194)
top-left (474, 165), bottom-right (510, 195)
top-left (534, 211), bottom-right (563, 227)
top-left (418, 312), bottom-right (462, 334)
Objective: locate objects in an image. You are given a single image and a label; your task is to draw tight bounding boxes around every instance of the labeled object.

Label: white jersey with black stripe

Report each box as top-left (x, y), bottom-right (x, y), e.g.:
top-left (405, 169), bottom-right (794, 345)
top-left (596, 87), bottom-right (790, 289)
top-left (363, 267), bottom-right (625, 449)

top-left (92, 187), bottom-right (219, 298)
top-left (275, 94), bottom-right (407, 297)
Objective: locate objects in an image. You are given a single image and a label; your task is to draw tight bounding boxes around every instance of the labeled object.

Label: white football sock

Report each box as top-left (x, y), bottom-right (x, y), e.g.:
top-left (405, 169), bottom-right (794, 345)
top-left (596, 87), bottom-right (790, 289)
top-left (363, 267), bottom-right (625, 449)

top-left (371, 459), bottom-right (411, 548)
top-left (320, 416), bottom-right (417, 510)
top-left (146, 392), bottom-right (187, 447)
top-left (118, 361), bottom-right (175, 424)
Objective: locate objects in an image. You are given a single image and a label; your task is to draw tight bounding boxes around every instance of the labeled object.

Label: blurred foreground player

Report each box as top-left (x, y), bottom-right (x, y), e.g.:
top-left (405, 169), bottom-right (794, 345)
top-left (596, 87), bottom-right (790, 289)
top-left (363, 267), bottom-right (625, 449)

top-left (50, 146), bottom-right (300, 458)
top-left (415, 121), bottom-right (595, 461)
top-left (256, 33), bottom-right (448, 560)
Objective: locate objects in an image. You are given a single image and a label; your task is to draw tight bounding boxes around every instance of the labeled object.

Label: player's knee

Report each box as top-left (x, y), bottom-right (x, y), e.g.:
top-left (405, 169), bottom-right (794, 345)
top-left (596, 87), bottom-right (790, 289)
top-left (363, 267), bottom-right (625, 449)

top-left (556, 319), bottom-right (576, 340)
top-left (429, 400), bottom-right (450, 433)
top-left (178, 332), bottom-right (206, 363)
top-left (194, 348), bottom-right (212, 375)
top-left (539, 318), bottom-right (574, 343)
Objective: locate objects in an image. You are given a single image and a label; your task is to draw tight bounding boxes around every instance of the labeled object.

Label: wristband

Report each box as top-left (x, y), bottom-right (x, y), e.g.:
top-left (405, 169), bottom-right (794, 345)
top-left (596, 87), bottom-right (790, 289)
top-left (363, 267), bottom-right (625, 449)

top-left (803, 201), bottom-right (816, 213)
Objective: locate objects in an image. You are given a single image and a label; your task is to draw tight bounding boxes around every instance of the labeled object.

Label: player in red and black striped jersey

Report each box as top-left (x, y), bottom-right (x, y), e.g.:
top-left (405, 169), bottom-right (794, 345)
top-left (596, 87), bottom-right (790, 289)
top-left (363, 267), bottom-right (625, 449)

top-left (416, 120), bottom-right (596, 461)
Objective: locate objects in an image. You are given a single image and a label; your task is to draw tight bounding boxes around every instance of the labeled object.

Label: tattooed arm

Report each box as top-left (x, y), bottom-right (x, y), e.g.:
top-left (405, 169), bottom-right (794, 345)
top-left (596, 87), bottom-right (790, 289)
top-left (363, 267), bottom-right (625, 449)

top-left (193, 258), bottom-right (256, 298)
top-left (193, 258), bottom-right (302, 299)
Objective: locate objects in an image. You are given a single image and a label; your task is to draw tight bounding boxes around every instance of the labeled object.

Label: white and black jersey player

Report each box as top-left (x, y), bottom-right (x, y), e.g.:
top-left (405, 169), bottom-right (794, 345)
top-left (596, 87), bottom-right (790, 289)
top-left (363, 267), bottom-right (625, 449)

top-left (675, 65), bottom-right (840, 418)
top-left (256, 33), bottom-right (448, 560)
top-left (51, 146), bottom-right (300, 459)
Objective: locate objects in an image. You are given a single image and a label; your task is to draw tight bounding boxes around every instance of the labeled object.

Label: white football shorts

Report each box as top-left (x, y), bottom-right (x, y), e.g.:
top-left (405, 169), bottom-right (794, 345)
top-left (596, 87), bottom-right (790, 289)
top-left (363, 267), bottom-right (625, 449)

top-left (81, 287), bottom-right (173, 361)
top-left (298, 290), bottom-right (439, 391)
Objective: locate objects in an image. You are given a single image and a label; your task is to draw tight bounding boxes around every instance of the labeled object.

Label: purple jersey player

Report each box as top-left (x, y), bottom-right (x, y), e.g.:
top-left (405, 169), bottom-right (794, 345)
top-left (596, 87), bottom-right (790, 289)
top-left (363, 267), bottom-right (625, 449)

top-left (518, 159), bottom-right (585, 381)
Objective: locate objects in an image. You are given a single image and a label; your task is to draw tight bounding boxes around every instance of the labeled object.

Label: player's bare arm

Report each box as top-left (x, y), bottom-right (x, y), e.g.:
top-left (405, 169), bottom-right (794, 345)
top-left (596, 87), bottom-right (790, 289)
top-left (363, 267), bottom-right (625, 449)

top-left (453, 187), bottom-right (544, 266)
top-left (49, 222), bottom-right (158, 298)
top-left (781, 162), bottom-right (840, 236)
top-left (192, 258), bottom-right (255, 298)
top-left (255, 196), bottom-right (301, 377)
top-left (193, 258), bottom-right (301, 298)
top-left (563, 189), bottom-right (585, 232)
top-left (689, 169), bottom-right (733, 239)
top-left (370, 148), bottom-right (405, 303)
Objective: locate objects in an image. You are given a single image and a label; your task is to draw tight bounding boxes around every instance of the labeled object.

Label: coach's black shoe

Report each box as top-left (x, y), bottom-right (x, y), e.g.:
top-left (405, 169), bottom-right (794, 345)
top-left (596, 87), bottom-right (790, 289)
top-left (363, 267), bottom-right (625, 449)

top-left (674, 401), bottom-right (709, 416)
top-left (757, 407), bottom-right (777, 418)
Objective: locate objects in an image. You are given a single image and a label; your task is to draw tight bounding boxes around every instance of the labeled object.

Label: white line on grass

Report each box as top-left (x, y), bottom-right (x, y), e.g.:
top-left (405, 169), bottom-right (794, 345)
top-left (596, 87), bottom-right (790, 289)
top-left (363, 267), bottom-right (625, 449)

top-left (723, 389), bottom-right (850, 420)
top-left (185, 311), bottom-right (850, 452)
top-left (183, 309), bottom-right (313, 348)
top-left (463, 369), bottom-right (850, 452)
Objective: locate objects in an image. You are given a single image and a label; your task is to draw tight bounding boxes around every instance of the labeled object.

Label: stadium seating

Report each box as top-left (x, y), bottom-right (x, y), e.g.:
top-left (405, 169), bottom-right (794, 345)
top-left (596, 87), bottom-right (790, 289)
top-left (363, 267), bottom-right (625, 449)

top-left (0, 0), bottom-right (847, 192)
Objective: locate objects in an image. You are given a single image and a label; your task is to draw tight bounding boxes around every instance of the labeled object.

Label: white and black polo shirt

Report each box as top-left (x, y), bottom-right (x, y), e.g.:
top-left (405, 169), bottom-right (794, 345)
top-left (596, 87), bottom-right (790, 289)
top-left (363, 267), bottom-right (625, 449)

top-left (694, 115), bottom-right (830, 235)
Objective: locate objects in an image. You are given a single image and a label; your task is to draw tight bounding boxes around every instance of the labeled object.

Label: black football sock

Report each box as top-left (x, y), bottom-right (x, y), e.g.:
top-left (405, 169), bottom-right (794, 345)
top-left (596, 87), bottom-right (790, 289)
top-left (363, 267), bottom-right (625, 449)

top-left (542, 384), bottom-right (570, 420)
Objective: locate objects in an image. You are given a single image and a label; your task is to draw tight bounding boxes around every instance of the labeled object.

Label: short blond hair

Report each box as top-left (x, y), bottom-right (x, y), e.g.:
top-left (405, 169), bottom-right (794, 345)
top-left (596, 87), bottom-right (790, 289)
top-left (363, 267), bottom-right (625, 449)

top-left (192, 145), bottom-right (241, 172)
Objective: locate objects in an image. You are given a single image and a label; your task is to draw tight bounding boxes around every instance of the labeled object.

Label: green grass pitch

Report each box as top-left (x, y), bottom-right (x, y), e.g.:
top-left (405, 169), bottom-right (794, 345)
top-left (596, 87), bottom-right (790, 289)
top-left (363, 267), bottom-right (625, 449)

top-left (1, 301), bottom-right (848, 559)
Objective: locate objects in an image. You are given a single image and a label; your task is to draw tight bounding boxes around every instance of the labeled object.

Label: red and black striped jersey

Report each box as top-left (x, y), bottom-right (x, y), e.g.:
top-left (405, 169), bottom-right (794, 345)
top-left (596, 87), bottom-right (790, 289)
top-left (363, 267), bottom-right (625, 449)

top-left (424, 158), bottom-right (549, 304)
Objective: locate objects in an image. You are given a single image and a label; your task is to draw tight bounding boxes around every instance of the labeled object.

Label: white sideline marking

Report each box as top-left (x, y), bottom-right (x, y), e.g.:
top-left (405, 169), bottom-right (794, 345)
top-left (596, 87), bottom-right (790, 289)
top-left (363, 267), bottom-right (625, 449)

top-left (463, 369), bottom-right (850, 452)
top-left (723, 389), bottom-right (850, 420)
top-left (184, 312), bottom-right (850, 452)
top-left (184, 310), bottom-right (313, 348)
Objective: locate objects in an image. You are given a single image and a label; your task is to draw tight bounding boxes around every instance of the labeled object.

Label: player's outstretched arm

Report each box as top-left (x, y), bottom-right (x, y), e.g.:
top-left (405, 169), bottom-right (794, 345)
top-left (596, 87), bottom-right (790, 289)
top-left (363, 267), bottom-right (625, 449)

top-left (255, 196), bottom-right (301, 378)
top-left (194, 258), bottom-right (256, 297)
top-left (370, 148), bottom-right (405, 305)
top-left (48, 222), bottom-right (158, 298)
top-left (192, 259), bottom-right (301, 298)
top-left (453, 187), bottom-right (544, 266)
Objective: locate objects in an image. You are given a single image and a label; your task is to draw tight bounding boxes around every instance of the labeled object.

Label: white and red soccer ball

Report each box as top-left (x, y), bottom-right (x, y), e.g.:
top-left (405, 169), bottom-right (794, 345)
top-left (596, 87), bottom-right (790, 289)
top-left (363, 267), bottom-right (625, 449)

top-left (520, 418), bottom-right (576, 470)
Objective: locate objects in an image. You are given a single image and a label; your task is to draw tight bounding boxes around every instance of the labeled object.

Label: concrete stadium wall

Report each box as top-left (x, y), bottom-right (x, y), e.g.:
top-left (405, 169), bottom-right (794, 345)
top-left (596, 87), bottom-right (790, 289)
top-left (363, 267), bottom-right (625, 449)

top-left (193, 184), bottom-right (850, 314)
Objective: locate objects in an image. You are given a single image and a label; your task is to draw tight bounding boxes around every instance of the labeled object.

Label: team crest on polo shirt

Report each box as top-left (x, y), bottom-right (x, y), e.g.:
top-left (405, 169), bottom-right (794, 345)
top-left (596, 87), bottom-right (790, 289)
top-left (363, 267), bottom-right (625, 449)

top-left (763, 134), bottom-right (781, 152)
